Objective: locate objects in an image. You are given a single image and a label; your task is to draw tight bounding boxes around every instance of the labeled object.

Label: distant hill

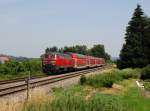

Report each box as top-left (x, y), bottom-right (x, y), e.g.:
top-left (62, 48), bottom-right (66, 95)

top-left (0, 54), bottom-right (31, 61)
top-left (10, 56), bottom-right (30, 61)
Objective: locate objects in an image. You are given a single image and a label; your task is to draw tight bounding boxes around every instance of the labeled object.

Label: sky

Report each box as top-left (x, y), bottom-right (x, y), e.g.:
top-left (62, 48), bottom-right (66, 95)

top-left (0, 0), bottom-right (150, 58)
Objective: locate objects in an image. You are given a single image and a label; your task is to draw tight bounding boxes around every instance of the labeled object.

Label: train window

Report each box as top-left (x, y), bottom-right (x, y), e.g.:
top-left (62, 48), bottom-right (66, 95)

top-left (57, 55), bottom-right (60, 58)
top-left (58, 54), bottom-right (64, 59)
top-left (57, 54), bottom-right (72, 59)
top-left (44, 54), bottom-right (49, 58)
top-left (49, 54), bottom-right (55, 58)
top-left (65, 54), bottom-right (71, 59)
top-left (44, 54), bottom-right (55, 58)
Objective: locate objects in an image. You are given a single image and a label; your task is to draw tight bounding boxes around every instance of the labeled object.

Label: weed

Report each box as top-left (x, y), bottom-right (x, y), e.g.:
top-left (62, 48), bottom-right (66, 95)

top-left (80, 75), bottom-right (86, 85)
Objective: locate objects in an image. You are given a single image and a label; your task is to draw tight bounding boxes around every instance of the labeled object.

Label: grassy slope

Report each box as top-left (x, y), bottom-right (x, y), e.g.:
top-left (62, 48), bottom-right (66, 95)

top-left (123, 84), bottom-right (150, 111)
top-left (24, 79), bottom-right (150, 111)
top-left (1, 68), bottom-right (147, 111)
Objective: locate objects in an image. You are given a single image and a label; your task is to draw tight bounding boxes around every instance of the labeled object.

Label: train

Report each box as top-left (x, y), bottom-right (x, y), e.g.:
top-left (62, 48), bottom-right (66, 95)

top-left (41, 52), bottom-right (105, 74)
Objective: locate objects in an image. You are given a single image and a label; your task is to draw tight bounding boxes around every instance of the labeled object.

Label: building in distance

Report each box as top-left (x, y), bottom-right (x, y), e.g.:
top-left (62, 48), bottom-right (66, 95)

top-left (0, 54), bottom-right (10, 64)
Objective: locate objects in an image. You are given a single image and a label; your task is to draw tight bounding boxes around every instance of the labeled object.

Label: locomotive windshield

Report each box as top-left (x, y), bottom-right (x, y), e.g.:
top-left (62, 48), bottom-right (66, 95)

top-left (49, 54), bottom-right (55, 58)
top-left (44, 54), bottom-right (55, 58)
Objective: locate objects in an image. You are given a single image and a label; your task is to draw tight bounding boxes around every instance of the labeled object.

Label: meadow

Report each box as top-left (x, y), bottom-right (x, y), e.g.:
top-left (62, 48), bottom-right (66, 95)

top-left (22, 68), bottom-right (150, 111)
top-left (0, 68), bottom-right (149, 111)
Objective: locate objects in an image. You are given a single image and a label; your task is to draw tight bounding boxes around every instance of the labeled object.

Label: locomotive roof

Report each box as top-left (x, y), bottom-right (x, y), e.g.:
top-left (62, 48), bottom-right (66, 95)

top-left (43, 52), bottom-right (104, 59)
top-left (45, 52), bottom-right (66, 55)
top-left (45, 52), bottom-right (85, 56)
top-left (44, 52), bottom-right (74, 58)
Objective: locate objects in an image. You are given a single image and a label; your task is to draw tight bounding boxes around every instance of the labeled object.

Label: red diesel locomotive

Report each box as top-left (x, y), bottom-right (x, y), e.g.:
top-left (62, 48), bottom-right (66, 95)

top-left (41, 52), bottom-right (105, 74)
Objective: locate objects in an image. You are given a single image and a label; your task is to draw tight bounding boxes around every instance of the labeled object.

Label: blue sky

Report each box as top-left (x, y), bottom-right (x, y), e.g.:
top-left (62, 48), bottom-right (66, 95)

top-left (0, 0), bottom-right (150, 58)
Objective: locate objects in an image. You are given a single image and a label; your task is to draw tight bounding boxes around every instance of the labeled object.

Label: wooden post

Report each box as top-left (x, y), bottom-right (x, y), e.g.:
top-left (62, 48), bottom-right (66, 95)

top-left (26, 71), bottom-right (30, 100)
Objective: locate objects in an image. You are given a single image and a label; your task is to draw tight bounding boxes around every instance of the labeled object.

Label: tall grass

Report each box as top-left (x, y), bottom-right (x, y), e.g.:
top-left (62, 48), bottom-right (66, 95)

top-left (123, 87), bottom-right (150, 111)
top-left (49, 93), bottom-right (129, 111)
top-left (24, 85), bottom-right (130, 111)
top-left (0, 99), bottom-right (23, 111)
top-left (0, 88), bottom-right (51, 111)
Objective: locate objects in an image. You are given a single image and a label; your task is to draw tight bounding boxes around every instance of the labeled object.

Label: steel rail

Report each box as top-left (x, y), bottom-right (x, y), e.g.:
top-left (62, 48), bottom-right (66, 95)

top-left (0, 75), bottom-right (48, 85)
top-left (0, 66), bottom-right (103, 85)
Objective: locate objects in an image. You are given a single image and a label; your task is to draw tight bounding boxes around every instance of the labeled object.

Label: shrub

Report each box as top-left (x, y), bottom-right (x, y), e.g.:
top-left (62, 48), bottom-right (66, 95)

top-left (110, 70), bottom-right (123, 81)
top-left (0, 64), bottom-right (10, 74)
top-left (118, 68), bottom-right (141, 79)
top-left (81, 68), bottom-right (140, 88)
top-left (0, 59), bottom-right (42, 76)
top-left (85, 74), bottom-right (115, 88)
top-left (143, 81), bottom-right (150, 91)
top-left (140, 65), bottom-right (150, 80)
top-left (121, 69), bottom-right (135, 79)
top-left (80, 75), bottom-right (86, 85)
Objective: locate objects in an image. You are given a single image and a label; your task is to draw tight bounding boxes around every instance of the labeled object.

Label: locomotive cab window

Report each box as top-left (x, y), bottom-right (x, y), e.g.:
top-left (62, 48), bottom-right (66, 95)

top-left (49, 54), bottom-right (55, 58)
top-left (44, 54), bottom-right (55, 58)
top-left (64, 54), bottom-right (71, 59)
top-left (44, 54), bottom-right (49, 58)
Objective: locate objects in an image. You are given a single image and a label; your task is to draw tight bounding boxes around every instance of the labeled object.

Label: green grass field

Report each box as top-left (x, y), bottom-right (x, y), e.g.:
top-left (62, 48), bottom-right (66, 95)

top-left (23, 68), bottom-right (150, 111)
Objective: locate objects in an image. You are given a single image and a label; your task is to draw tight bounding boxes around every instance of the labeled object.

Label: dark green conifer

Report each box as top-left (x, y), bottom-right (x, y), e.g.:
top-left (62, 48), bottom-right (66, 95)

top-left (118, 5), bottom-right (148, 68)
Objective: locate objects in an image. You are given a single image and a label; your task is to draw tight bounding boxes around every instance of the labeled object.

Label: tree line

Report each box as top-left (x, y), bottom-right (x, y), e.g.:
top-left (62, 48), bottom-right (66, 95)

top-left (45, 44), bottom-right (110, 60)
top-left (0, 59), bottom-right (41, 75)
top-left (117, 4), bottom-right (150, 69)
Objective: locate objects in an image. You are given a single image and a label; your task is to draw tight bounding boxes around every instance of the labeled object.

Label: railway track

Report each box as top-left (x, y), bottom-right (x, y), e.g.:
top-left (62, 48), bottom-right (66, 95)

top-left (0, 65), bottom-right (110, 97)
top-left (0, 75), bottom-right (48, 85)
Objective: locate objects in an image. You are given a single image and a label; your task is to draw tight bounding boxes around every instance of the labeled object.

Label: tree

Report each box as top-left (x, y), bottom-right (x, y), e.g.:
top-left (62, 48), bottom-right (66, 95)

top-left (45, 48), bottom-right (50, 53)
top-left (143, 17), bottom-right (150, 64)
top-left (117, 5), bottom-right (148, 69)
top-left (90, 44), bottom-right (110, 60)
top-left (74, 45), bottom-right (88, 55)
top-left (63, 45), bottom-right (88, 55)
top-left (45, 46), bottom-right (58, 53)
top-left (44, 44), bottom-right (110, 60)
top-left (63, 46), bottom-right (76, 53)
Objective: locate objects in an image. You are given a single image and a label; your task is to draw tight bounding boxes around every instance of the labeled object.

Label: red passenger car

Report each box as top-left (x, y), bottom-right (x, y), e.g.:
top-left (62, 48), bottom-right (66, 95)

top-left (70, 53), bottom-right (88, 69)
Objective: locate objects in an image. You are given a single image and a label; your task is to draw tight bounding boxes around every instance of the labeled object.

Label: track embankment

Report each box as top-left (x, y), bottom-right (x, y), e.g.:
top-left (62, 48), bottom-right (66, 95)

top-left (0, 65), bottom-right (114, 102)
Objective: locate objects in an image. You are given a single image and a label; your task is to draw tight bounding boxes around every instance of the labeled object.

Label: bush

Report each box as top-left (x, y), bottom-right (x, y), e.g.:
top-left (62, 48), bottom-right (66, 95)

top-left (0, 64), bottom-right (10, 74)
top-left (143, 81), bottom-right (150, 91)
top-left (140, 65), bottom-right (150, 80)
top-left (80, 69), bottom-right (140, 88)
top-left (80, 75), bottom-right (86, 85)
top-left (85, 74), bottom-right (115, 88)
top-left (0, 59), bottom-right (42, 75)
top-left (121, 68), bottom-right (140, 79)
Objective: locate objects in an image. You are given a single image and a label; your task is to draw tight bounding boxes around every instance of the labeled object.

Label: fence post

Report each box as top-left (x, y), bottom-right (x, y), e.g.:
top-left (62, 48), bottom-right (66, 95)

top-left (26, 71), bottom-right (30, 100)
